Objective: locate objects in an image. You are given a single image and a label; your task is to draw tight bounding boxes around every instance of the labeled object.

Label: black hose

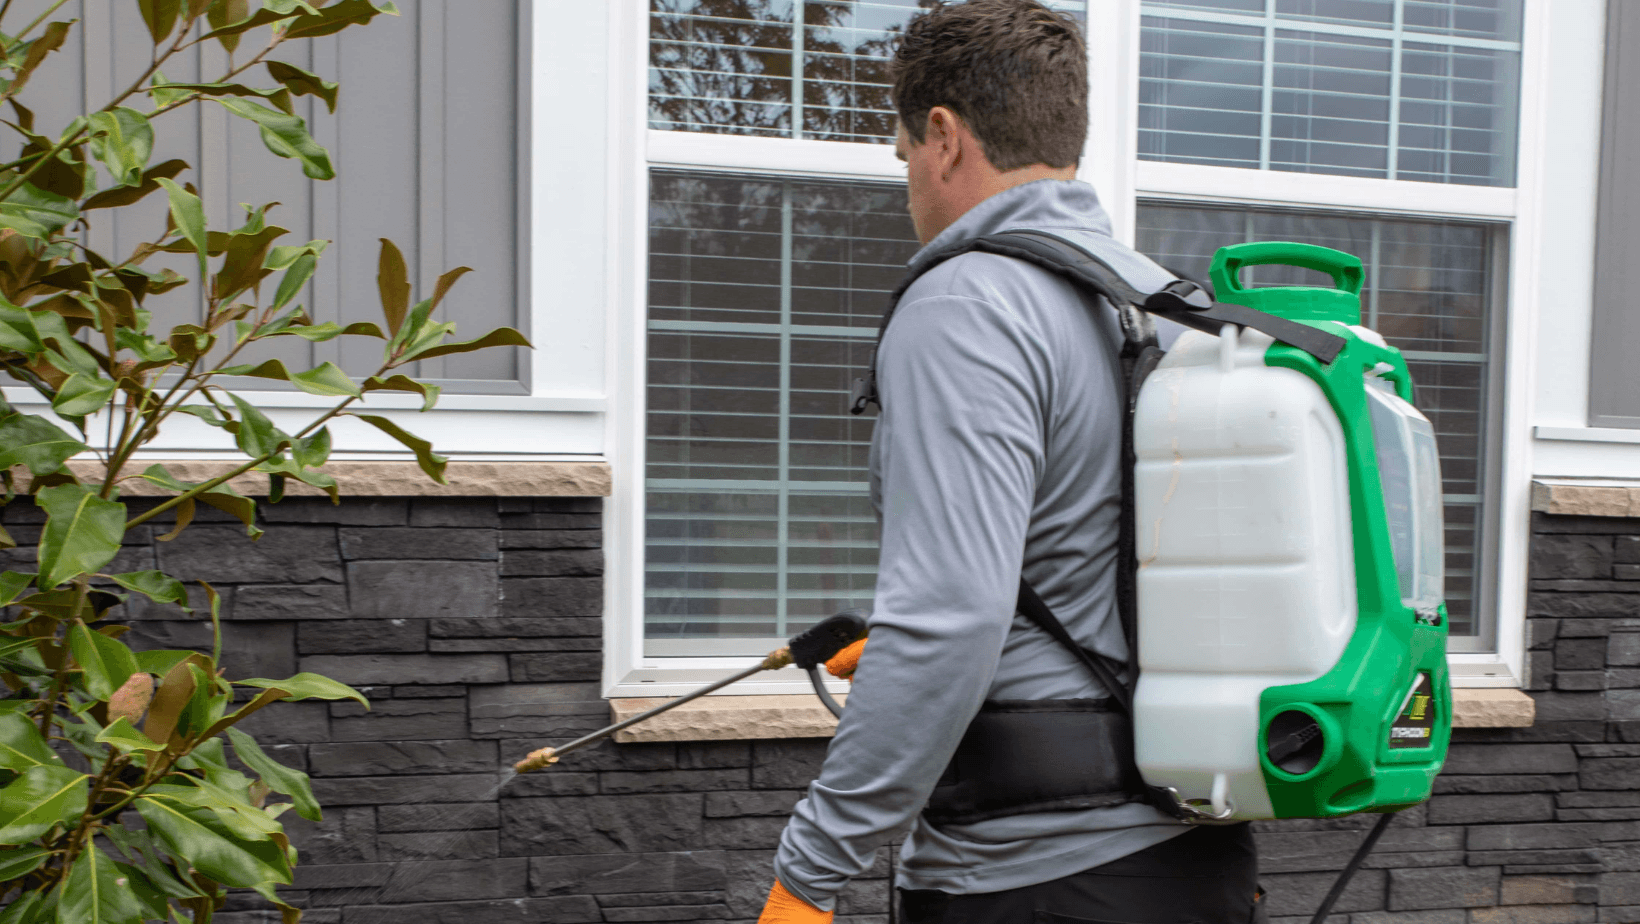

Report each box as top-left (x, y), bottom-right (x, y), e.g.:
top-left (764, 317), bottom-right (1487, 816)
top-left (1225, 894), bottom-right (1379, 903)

top-left (1310, 812), bottom-right (1395, 924)
top-left (809, 666), bottom-right (845, 718)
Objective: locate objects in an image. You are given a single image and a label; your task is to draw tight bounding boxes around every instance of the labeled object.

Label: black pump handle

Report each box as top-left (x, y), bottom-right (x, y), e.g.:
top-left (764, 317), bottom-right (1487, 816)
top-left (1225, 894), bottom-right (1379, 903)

top-left (789, 610), bottom-right (868, 670)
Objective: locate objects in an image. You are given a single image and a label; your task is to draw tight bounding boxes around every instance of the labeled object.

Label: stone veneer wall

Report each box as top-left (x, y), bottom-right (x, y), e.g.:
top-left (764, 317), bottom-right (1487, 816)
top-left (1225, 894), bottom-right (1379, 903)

top-left (10, 497), bottom-right (1640, 923)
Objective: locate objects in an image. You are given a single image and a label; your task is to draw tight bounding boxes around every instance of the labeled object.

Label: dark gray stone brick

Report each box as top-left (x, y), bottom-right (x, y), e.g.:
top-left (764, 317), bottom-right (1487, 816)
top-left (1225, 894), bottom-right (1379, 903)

top-left (374, 857), bottom-right (527, 902)
top-left (158, 525), bottom-right (342, 583)
top-left (1583, 758), bottom-right (1640, 790)
top-left (1260, 830), bottom-right (1394, 873)
top-left (235, 584), bottom-right (350, 621)
top-left (282, 807), bottom-right (378, 865)
top-left (509, 651), bottom-right (600, 681)
top-left (429, 616), bottom-right (601, 638)
top-left (1558, 619), bottom-right (1611, 638)
top-left (1620, 565), bottom-right (1640, 581)
top-left (302, 653), bottom-right (506, 685)
top-left (1470, 908), bottom-right (1598, 924)
top-left (299, 618), bottom-right (426, 654)
top-left (1619, 537), bottom-right (1640, 564)
top-left (1445, 744), bottom-right (1578, 776)
top-left (1387, 866), bottom-right (1501, 910)
top-left (499, 794), bottom-right (705, 856)
top-left (701, 816), bottom-right (789, 849)
top-left (1498, 873), bottom-right (1600, 904)
top-left (721, 850), bottom-right (776, 919)
top-left (704, 790), bottom-right (804, 818)
top-left (1530, 651), bottom-right (1555, 691)
top-left (346, 560), bottom-right (499, 619)
top-left (377, 829), bottom-right (498, 861)
top-left (377, 801), bottom-right (498, 833)
top-left (500, 512), bottom-right (601, 530)
top-left (262, 499), bottom-right (408, 526)
top-left (1260, 869), bottom-right (1387, 917)
top-left (339, 527), bottom-right (498, 561)
top-left (1533, 536), bottom-right (1614, 580)
top-left (1348, 912), bottom-right (1466, 924)
top-left (598, 892), bottom-right (728, 908)
top-left (431, 636), bottom-right (600, 652)
top-left (232, 701), bottom-right (330, 744)
top-left (1530, 593), bottom-right (1638, 620)
top-left (468, 682), bottom-right (605, 737)
top-left (500, 529), bottom-right (602, 550)
top-left (409, 498), bottom-right (500, 528)
top-left (1613, 635), bottom-right (1640, 667)
top-left (751, 740), bottom-right (828, 789)
top-left (328, 697), bottom-right (471, 741)
top-left (1469, 849), bottom-right (1602, 868)
top-left (392, 684), bottom-right (468, 698)
top-left (341, 897), bottom-right (600, 924)
top-left (308, 739), bottom-right (498, 776)
top-left (499, 772), bottom-right (600, 797)
top-left (1434, 774), bottom-right (1579, 795)
top-left (680, 742), bottom-right (753, 769)
top-left (1610, 691), bottom-right (1640, 721)
top-left (600, 903), bottom-right (732, 922)
top-left (1606, 872), bottom-right (1640, 905)
top-left (500, 549), bottom-right (603, 576)
top-left (1427, 794), bottom-right (1554, 825)
top-left (311, 773), bottom-right (510, 805)
top-left (1559, 638), bottom-right (1609, 670)
top-left (500, 576), bottom-right (602, 618)
top-left (1558, 672), bottom-right (1607, 691)
top-left (124, 620), bottom-right (297, 679)
top-left (600, 768), bottom-right (748, 794)
top-left (1534, 692), bottom-right (1607, 723)
top-left (529, 851), bottom-right (729, 895)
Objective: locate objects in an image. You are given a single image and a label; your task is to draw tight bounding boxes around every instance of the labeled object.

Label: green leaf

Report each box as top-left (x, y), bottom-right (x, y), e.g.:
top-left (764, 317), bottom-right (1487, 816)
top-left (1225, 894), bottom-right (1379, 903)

top-left (266, 60), bottom-right (339, 112)
top-left (226, 394), bottom-right (289, 458)
top-left (137, 0), bottom-right (182, 44)
top-left (35, 484), bottom-right (126, 589)
top-left (10, 21), bottom-right (71, 98)
top-left (69, 622), bottom-right (138, 701)
top-left (255, 457), bottom-right (337, 504)
top-left (212, 224), bottom-right (286, 304)
top-left (147, 82), bottom-right (293, 115)
top-left (146, 781), bottom-right (280, 842)
top-left (107, 570), bottom-right (188, 606)
top-left (54, 843), bottom-right (149, 924)
top-left (206, 0), bottom-right (251, 52)
top-left (216, 99), bottom-right (334, 180)
top-left (94, 717), bottom-right (161, 754)
top-left (361, 374), bottom-right (440, 411)
top-left (82, 158), bottom-right (188, 212)
top-left (0, 711), bottom-right (59, 772)
top-left (376, 238), bottom-right (411, 336)
top-left (0, 888), bottom-right (42, 924)
top-left (0, 412), bottom-right (87, 475)
top-left (291, 426), bottom-right (330, 469)
top-left (138, 464), bottom-right (263, 540)
top-left (270, 252), bottom-right (315, 309)
top-left (0, 764), bottom-right (87, 843)
top-left (0, 845), bottom-right (48, 881)
top-left (49, 373), bottom-right (116, 418)
top-left (403, 326), bottom-right (532, 362)
top-left (86, 108), bottom-right (154, 188)
top-left (350, 414), bottom-right (447, 483)
top-left (228, 727), bottom-right (322, 822)
top-left (219, 358), bottom-right (360, 398)
top-left (0, 571), bottom-right (34, 606)
top-left (135, 649), bottom-right (194, 676)
top-left (0, 182), bottom-right (77, 240)
top-left (236, 673), bottom-right (368, 708)
top-left (264, 239), bottom-right (327, 270)
top-left (135, 793), bottom-right (292, 888)
top-left (283, 0), bottom-right (399, 39)
top-left (154, 178), bottom-right (207, 283)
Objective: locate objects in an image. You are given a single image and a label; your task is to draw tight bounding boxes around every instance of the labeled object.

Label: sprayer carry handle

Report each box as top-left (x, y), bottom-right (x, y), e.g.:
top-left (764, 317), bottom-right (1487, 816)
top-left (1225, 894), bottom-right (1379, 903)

top-left (789, 610), bottom-right (868, 670)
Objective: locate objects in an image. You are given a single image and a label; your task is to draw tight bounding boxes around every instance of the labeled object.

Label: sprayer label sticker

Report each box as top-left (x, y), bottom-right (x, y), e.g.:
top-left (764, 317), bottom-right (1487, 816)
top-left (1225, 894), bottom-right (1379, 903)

top-left (1389, 672), bottom-right (1436, 750)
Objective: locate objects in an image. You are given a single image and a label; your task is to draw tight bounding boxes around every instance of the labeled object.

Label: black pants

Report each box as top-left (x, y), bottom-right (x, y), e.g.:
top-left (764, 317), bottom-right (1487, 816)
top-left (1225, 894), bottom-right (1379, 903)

top-left (900, 823), bottom-right (1264, 924)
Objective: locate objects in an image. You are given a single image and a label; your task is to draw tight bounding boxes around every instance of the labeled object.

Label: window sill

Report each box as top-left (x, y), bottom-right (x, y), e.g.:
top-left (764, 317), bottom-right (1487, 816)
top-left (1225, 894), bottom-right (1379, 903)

top-left (1532, 476), bottom-right (1640, 518)
top-left (25, 459), bottom-right (610, 497)
top-left (608, 687), bottom-right (1534, 743)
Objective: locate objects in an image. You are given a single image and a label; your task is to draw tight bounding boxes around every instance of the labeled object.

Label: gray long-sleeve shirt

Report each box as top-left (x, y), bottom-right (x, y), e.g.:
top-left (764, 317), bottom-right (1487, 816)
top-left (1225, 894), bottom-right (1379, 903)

top-left (773, 180), bottom-right (1191, 908)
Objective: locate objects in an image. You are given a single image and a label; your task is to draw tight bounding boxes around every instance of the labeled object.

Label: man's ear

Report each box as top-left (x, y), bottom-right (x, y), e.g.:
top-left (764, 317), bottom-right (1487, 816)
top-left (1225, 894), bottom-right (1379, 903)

top-left (926, 106), bottom-right (964, 177)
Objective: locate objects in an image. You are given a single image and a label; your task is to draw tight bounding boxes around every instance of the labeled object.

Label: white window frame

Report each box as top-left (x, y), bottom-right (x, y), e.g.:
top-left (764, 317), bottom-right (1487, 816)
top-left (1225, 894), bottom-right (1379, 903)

top-left (602, 0), bottom-right (1605, 696)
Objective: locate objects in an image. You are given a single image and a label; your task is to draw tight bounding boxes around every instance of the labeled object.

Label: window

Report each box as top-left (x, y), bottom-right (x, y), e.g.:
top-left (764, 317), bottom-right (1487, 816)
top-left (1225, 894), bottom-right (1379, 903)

top-left (613, 0), bottom-right (1537, 690)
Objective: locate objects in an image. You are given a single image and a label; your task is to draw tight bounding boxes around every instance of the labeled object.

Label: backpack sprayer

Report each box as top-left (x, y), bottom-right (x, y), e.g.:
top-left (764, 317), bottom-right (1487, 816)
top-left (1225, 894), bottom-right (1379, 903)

top-left (512, 612), bottom-right (866, 774)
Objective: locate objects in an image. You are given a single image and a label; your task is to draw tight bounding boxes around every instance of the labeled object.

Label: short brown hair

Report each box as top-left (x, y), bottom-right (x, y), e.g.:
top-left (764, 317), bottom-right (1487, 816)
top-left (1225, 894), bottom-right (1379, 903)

top-left (890, 0), bottom-right (1088, 171)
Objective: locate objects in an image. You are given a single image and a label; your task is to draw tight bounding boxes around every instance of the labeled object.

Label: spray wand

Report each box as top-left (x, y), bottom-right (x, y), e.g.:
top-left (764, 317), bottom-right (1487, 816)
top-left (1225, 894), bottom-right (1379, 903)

top-left (514, 610), bottom-right (867, 774)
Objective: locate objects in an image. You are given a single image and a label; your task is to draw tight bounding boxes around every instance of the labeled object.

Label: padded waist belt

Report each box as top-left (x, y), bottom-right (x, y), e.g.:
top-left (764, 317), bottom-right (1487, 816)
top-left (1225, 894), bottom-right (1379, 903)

top-left (923, 698), bottom-right (1141, 826)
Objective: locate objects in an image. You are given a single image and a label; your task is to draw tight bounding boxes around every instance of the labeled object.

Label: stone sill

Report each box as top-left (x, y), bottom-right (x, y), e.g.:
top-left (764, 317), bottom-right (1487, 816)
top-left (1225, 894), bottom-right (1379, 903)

top-left (610, 687), bottom-right (1533, 743)
top-left (18, 459), bottom-right (610, 497)
top-left (1533, 477), bottom-right (1640, 518)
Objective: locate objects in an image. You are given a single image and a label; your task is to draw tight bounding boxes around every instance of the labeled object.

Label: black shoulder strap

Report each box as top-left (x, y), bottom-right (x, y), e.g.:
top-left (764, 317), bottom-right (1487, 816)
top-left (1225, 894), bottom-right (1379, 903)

top-left (1015, 578), bottom-right (1133, 714)
top-left (850, 229), bottom-right (1347, 415)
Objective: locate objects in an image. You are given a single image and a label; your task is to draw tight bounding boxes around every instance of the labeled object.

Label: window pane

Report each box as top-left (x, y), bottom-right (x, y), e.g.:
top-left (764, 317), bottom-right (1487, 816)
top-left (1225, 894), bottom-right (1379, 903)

top-left (645, 171), bottom-right (916, 649)
top-left (1136, 202), bottom-right (1502, 636)
top-left (1140, 0), bottom-right (1522, 185)
top-left (649, 0), bottom-right (1086, 144)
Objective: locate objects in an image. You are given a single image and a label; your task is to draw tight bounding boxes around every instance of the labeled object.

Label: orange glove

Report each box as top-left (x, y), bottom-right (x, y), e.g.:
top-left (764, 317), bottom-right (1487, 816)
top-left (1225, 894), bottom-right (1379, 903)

top-left (825, 638), bottom-right (866, 681)
top-left (758, 880), bottom-right (833, 924)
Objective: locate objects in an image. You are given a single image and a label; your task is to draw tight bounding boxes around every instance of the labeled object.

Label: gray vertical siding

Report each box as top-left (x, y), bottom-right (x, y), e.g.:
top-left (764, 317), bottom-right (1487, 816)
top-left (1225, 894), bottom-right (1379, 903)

top-left (1591, 0), bottom-right (1640, 428)
top-left (15, 0), bottom-right (528, 393)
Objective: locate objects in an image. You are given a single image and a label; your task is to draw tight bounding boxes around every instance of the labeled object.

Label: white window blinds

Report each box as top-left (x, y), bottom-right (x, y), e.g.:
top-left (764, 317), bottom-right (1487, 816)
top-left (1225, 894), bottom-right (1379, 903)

top-left (1138, 0), bottom-right (1523, 185)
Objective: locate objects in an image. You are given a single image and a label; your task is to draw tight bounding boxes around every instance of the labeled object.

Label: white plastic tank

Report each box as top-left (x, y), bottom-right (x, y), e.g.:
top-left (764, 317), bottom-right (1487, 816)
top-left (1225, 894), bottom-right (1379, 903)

top-left (1130, 325), bottom-right (1357, 819)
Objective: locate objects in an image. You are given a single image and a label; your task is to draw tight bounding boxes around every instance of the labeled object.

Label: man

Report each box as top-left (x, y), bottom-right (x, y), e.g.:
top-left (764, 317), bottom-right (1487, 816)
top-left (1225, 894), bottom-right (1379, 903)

top-left (757, 2), bottom-right (1261, 923)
